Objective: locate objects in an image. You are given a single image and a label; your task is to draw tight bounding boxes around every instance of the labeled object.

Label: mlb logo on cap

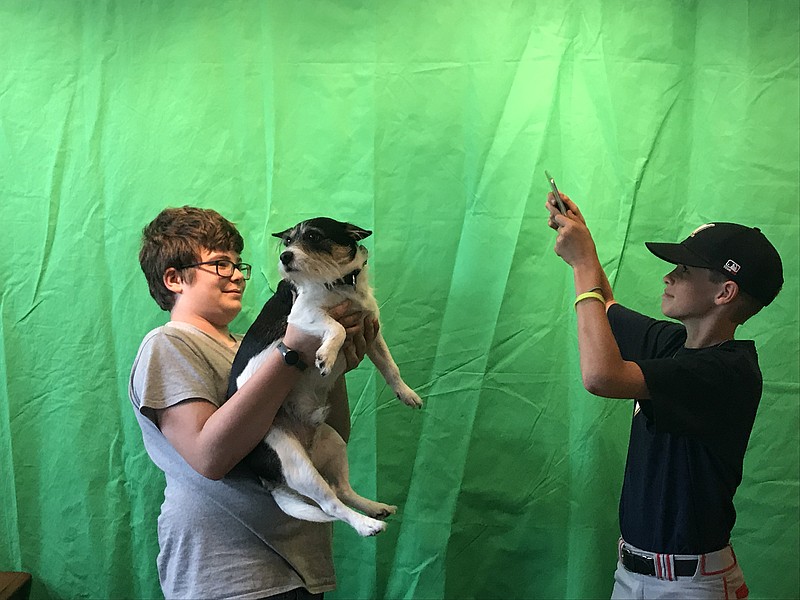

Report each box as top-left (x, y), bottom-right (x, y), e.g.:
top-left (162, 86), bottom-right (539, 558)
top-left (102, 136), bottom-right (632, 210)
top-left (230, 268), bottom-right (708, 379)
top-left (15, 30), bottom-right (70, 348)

top-left (724, 260), bottom-right (741, 274)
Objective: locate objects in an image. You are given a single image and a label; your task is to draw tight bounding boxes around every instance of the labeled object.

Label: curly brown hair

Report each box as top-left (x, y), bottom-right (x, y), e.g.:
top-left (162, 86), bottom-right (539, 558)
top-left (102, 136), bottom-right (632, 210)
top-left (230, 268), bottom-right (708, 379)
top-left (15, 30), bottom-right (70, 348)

top-left (139, 206), bottom-right (245, 311)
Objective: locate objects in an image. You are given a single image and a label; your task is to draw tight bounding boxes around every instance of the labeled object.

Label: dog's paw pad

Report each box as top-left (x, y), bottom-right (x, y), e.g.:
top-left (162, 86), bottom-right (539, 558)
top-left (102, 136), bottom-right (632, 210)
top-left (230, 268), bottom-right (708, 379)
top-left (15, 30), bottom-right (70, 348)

top-left (363, 501), bottom-right (397, 519)
top-left (375, 504), bottom-right (397, 519)
top-left (397, 390), bottom-right (423, 409)
top-left (314, 355), bottom-right (328, 375)
top-left (357, 518), bottom-right (387, 537)
top-left (315, 351), bottom-right (337, 376)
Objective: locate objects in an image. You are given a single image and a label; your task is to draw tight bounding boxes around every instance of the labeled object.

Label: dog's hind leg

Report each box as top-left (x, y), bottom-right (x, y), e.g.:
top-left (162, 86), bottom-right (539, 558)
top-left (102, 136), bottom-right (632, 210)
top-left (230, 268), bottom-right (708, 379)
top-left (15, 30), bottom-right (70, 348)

top-left (367, 332), bottom-right (423, 408)
top-left (312, 424), bottom-right (397, 520)
top-left (271, 488), bottom-right (336, 523)
top-left (266, 427), bottom-right (388, 537)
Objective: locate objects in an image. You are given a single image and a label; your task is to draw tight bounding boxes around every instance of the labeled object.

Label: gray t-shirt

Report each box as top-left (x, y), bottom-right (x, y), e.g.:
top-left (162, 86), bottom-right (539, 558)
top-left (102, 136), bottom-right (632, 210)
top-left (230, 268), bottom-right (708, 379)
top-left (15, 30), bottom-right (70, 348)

top-left (129, 322), bottom-right (335, 600)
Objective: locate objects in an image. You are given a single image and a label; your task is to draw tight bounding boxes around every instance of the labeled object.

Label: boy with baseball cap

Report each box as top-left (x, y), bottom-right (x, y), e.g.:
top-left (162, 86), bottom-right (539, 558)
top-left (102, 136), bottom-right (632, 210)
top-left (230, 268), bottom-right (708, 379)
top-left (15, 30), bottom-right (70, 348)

top-left (545, 194), bottom-right (782, 599)
top-left (645, 221), bottom-right (783, 311)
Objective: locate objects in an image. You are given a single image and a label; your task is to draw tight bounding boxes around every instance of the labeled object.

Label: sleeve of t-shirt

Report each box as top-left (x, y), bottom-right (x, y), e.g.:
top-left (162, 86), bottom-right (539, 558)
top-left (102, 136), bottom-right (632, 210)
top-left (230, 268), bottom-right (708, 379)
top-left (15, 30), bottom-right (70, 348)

top-left (607, 303), bottom-right (687, 361)
top-left (607, 303), bottom-right (693, 428)
top-left (132, 330), bottom-right (220, 413)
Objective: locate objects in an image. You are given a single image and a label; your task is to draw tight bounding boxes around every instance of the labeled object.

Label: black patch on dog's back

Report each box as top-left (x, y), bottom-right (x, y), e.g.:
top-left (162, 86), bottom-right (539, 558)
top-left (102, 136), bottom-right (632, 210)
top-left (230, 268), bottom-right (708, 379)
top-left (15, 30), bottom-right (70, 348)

top-left (228, 279), bottom-right (295, 484)
top-left (227, 279), bottom-right (294, 399)
top-left (243, 441), bottom-right (285, 486)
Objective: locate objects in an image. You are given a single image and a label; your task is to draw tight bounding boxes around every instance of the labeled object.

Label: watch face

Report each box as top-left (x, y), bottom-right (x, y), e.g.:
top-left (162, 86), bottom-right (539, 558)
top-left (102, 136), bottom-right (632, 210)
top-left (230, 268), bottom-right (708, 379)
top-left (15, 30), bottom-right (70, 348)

top-left (278, 342), bottom-right (306, 370)
top-left (284, 349), bottom-right (299, 365)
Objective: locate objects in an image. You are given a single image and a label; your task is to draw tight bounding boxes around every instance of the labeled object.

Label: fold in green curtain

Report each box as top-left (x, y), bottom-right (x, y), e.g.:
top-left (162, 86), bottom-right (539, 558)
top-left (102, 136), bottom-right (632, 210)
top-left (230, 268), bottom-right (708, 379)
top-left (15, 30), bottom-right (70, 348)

top-left (1, 2), bottom-right (797, 599)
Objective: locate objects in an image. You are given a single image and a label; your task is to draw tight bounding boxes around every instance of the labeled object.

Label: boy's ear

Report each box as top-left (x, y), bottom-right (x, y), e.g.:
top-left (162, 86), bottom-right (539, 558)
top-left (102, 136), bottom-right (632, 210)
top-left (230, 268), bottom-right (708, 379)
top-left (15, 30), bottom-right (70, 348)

top-left (346, 224), bottom-right (372, 241)
top-left (716, 280), bottom-right (740, 305)
top-left (272, 228), bottom-right (291, 239)
top-left (163, 267), bottom-right (184, 293)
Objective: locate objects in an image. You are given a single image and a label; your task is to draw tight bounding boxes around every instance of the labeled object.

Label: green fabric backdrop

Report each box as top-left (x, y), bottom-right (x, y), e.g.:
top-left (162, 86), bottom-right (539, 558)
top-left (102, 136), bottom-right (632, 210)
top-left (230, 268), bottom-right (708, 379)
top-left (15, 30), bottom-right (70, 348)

top-left (1, 1), bottom-right (798, 599)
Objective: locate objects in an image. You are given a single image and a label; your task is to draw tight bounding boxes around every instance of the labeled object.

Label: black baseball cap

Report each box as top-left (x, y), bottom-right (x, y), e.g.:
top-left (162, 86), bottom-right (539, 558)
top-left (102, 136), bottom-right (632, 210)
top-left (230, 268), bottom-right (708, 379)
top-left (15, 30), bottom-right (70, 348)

top-left (645, 222), bottom-right (783, 306)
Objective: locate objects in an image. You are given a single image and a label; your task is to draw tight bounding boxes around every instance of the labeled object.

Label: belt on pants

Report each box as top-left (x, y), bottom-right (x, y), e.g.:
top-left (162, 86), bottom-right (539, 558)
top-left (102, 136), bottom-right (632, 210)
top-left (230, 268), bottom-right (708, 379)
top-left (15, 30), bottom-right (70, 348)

top-left (620, 543), bottom-right (698, 579)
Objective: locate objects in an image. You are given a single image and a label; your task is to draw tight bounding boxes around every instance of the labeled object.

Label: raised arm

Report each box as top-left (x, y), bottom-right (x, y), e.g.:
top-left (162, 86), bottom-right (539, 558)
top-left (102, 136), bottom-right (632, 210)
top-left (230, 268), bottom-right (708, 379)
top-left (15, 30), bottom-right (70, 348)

top-left (546, 193), bottom-right (649, 400)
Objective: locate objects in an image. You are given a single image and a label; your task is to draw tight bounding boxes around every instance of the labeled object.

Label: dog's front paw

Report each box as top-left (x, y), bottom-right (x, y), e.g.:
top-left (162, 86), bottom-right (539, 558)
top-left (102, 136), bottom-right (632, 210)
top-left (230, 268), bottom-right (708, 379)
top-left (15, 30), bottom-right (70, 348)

top-left (364, 501), bottom-right (397, 520)
top-left (315, 348), bottom-right (338, 377)
top-left (395, 384), bottom-right (423, 409)
top-left (316, 357), bottom-right (330, 377)
top-left (354, 516), bottom-right (388, 537)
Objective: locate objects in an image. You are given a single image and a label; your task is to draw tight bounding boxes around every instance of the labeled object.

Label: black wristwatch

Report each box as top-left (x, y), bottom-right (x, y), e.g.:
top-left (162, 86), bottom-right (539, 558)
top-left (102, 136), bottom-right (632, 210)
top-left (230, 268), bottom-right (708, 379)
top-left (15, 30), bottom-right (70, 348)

top-left (277, 341), bottom-right (307, 371)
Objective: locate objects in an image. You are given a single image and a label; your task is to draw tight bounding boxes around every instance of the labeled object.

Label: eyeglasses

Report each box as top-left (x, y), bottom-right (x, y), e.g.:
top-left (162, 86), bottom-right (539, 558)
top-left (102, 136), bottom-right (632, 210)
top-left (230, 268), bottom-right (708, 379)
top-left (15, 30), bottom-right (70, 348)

top-left (178, 260), bottom-right (252, 280)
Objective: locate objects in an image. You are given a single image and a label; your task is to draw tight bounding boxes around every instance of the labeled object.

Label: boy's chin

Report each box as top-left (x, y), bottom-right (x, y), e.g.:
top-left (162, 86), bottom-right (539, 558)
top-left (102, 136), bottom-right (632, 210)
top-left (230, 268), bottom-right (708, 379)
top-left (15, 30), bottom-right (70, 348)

top-left (661, 300), bottom-right (677, 320)
top-left (221, 300), bottom-right (243, 318)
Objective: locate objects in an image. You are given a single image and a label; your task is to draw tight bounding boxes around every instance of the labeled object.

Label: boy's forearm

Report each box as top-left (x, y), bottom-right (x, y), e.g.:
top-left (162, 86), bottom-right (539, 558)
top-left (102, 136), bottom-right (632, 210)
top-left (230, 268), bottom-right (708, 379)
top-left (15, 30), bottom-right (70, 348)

top-left (572, 258), bottom-right (604, 297)
top-left (198, 351), bottom-right (302, 478)
top-left (572, 257), bottom-right (614, 304)
top-left (548, 197), bottom-right (646, 398)
top-left (598, 267), bottom-right (615, 307)
top-left (571, 260), bottom-right (644, 398)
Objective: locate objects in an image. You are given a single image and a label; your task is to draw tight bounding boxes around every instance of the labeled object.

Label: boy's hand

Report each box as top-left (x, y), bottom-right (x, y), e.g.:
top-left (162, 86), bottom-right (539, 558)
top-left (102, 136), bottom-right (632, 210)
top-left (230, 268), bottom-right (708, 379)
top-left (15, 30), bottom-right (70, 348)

top-left (546, 192), bottom-right (586, 229)
top-left (328, 301), bottom-right (379, 372)
top-left (545, 194), bottom-right (598, 268)
top-left (342, 316), bottom-right (379, 372)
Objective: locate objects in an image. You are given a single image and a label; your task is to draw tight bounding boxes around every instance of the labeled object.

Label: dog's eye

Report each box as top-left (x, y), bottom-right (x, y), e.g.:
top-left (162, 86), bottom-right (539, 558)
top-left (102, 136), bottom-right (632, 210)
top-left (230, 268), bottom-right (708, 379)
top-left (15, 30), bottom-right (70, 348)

top-left (305, 231), bottom-right (320, 243)
top-left (283, 236), bottom-right (292, 246)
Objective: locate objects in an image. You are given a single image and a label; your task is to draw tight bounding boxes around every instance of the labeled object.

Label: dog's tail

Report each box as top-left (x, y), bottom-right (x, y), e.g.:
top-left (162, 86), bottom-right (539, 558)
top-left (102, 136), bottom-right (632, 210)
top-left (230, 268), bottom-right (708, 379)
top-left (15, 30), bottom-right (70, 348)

top-left (272, 488), bottom-right (337, 523)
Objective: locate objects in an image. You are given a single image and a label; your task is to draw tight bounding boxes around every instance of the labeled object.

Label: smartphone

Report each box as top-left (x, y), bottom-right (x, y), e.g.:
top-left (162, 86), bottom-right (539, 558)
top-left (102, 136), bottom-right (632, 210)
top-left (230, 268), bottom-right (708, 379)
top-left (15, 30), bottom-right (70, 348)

top-left (545, 170), bottom-right (568, 215)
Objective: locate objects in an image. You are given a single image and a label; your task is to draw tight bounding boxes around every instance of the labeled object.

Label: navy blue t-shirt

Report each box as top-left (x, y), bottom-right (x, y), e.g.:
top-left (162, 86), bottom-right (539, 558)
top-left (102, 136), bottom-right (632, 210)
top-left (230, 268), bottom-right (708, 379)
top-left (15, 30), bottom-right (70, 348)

top-left (607, 303), bottom-right (762, 555)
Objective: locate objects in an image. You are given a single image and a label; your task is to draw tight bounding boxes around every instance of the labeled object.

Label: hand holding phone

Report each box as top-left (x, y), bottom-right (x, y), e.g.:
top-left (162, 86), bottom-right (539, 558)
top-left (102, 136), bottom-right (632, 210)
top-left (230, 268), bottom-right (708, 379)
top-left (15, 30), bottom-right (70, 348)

top-left (545, 171), bottom-right (568, 215)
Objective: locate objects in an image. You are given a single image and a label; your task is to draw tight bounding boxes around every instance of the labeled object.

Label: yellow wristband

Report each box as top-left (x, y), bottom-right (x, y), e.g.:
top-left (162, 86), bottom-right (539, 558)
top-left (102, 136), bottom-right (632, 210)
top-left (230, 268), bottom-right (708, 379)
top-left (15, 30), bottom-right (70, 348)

top-left (574, 291), bottom-right (606, 308)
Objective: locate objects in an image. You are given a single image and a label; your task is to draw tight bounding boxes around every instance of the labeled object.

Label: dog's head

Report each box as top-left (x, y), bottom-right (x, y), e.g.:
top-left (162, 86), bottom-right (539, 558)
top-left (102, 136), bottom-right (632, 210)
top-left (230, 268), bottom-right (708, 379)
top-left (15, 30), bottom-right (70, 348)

top-left (271, 217), bottom-right (372, 284)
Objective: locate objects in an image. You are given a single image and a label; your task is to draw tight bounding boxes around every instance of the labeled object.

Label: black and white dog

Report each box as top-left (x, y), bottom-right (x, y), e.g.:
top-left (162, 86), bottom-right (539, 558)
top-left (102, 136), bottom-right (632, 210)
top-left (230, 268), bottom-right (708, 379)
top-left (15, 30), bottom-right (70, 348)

top-left (228, 217), bottom-right (422, 537)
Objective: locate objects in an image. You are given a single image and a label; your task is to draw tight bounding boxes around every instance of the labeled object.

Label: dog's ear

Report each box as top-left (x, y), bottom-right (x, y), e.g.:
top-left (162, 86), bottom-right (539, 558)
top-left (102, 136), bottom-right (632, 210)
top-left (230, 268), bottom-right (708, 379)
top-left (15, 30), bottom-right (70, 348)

top-left (272, 228), bottom-right (291, 240)
top-left (346, 224), bottom-right (372, 241)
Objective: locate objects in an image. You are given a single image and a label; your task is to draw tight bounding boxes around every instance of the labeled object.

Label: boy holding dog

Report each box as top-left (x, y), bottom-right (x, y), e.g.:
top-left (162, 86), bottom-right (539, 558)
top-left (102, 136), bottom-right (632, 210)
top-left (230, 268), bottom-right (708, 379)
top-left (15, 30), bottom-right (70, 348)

top-left (130, 206), bottom-right (374, 599)
top-left (546, 192), bottom-right (782, 599)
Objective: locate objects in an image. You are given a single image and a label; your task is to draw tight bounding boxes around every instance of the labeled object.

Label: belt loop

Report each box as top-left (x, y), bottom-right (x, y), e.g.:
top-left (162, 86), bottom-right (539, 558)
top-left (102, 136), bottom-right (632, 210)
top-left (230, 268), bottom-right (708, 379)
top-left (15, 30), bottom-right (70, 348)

top-left (658, 553), bottom-right (676, 581)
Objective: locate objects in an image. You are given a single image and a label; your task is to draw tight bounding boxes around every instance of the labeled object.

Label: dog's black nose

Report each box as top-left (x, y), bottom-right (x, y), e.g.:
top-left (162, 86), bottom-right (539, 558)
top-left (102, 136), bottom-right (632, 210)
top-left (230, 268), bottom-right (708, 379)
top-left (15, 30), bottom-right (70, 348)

top-left (280, 251), bottom-right (294, 266)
